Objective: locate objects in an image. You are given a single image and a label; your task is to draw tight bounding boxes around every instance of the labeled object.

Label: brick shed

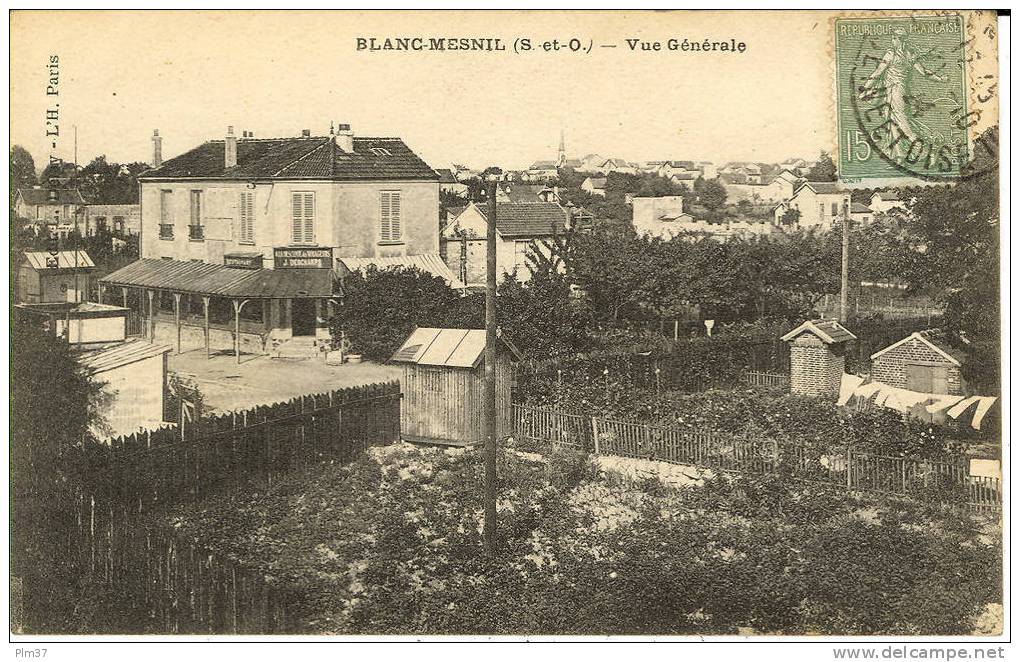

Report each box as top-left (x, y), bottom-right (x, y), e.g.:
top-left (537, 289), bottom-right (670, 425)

top-left (869, 332), bottom-right (964, 395)
top-left (781, 319), bottom-right (857, 399)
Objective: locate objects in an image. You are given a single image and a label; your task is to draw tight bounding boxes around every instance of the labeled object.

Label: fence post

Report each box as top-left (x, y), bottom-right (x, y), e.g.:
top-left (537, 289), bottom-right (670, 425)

top-left (845, 445), bottom-right (853, 489)
top-left (591, 416), bottom-right (600, 455)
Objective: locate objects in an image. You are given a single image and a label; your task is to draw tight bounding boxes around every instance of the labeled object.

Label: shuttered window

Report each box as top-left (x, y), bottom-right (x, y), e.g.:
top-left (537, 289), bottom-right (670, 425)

top-left (380, 191), bottom-right (402, 242)
top-left (160, 190), bottom-right (173, 224)
top-left (190, 190), bottom-right (202, 226)
top-left (239, 191), bottom-right (255, 244)
top-left (291, 192), bottom-right (315, 244)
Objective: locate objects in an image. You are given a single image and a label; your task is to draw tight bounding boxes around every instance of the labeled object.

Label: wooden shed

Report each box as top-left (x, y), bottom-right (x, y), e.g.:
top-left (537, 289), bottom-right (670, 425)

top-left (391, 327), bottom-right (522, 446)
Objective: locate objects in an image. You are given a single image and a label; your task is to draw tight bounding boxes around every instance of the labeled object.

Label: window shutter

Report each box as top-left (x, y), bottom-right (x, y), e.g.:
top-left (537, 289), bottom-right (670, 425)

top-left (239, 192), bottom-right (254, 243)
top-left (292, 193), bottom-right (303, 243)
top-left (391, 192), bottom-right (401, 241)
top-left (302, 192), bottom-right (315, 244)
top-left (381, 191), bottom-right (401, 242)
top-left (380, 192), bottom-right (391, 241)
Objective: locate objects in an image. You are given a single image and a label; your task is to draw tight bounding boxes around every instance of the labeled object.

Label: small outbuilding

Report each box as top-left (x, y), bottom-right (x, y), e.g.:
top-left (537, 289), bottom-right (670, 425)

top-left (16, 250), bottom-right (95, 304)
top-left (391, 327), bottom-right (522, 446)
top-left (78, 339), bottom-right (173, 440)
top-left (781, 319), bottom-right (857, 399)
top-left (869, 332), bottom-right (964, 395)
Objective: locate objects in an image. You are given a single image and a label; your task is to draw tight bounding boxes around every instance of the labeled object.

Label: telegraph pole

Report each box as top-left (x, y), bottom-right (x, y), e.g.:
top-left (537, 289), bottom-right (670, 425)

top-left (482, 177), bottom-right (498, 555)
top-left (839, 198), bottom-right (850, 323)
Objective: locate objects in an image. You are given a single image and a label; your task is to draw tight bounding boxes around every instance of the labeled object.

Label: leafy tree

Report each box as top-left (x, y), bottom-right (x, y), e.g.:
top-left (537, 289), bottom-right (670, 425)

top-left (11, 320), bottom-right (107, 630)
top-left (10, 145), bottom-right (37, 193)
top-left (694, 177), bottom-right (727, 213)
top-left (330, 266), bottom-right (475, 361)
top-left (779, 208), bottom-right (801, 226)
top-left (807, 152), bottom-right (838, 182)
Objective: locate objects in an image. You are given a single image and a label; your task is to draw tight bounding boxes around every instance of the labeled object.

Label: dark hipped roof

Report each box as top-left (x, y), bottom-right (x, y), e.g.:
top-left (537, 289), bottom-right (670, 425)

top-left (100, 258), bottom-right (335, 298)
top-left (17, 188), bottom-right (86, 205)
top-left (473, 202), bottom-right (568, 238)
top-left (139, 136), bottom-right (438, 181)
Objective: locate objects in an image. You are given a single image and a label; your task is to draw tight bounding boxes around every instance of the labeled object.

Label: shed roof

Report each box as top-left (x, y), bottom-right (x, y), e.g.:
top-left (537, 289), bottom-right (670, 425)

top-left (780, 319), bottom-right (857, 344)
top-left (100, 258), bottom-right (335, 298)
top-left (22, 250), bottom-right (95, 271)
top-left (78, 339), bottom-right (172, 373)
top-left (851, 202), bottom-right (872, 213)
top-left (391, 327), bottom-right (523, 368)
top-left (139, 136), bottom-right (438, 181)
top-left (869, 332), bottom-right (962, 366)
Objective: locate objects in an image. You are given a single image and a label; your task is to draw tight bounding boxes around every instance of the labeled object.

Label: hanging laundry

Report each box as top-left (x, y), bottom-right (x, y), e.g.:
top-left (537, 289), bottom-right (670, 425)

top-left (853, 381), bottom-right (885, 401)
top-left (880, 386), bottom-right (936, 413)
top-left (925, 394), bottom-right (964, 414)
top-left (947, 396), bottom-right (981, 420)
top-left (971, 396), bottom-right (998, 430)
top-left (837, 374), bottom-right (865, 406)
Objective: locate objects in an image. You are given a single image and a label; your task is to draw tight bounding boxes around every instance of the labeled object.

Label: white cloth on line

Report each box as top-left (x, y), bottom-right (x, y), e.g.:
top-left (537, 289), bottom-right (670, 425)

top-left (971, 396), bottom-right (997, 430)
top-left (853, 381), bottom-right (885, 401)
top-left (837, 374), bottom-right (866, 406)
top-left (880, 386), bottom-right (934, 413)
top-left (947, 395), bottom-right (981, 420)
top-left (925, 394), bottom-right (964, 414)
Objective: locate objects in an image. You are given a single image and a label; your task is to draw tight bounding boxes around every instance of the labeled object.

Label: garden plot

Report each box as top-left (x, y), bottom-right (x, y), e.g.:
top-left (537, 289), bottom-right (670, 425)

top-left (160, 442), bottom-right (1001, 636)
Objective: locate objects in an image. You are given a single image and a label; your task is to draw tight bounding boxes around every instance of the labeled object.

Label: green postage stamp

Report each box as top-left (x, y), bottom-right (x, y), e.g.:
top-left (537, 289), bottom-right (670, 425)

top-left (835, 14), bottom-right (970, 181)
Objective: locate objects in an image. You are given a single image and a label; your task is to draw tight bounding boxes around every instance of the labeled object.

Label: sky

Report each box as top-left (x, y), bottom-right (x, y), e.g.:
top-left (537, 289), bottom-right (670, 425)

top-left (11, 10), bottom-right (838, 173)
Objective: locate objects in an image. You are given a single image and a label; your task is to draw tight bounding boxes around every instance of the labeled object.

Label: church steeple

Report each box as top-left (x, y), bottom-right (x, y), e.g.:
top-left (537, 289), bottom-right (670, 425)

top-left (557, 129), bottom-right (566, 167)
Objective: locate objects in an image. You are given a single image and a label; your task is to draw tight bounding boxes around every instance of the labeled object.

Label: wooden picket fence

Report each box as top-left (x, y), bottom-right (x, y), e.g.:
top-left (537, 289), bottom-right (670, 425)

top-left (511, 404), bottom-right (1001, 512)
top-left (69, 380), bottom-right (402, 633)
top-left (741, 370), bottom-right (791, 389)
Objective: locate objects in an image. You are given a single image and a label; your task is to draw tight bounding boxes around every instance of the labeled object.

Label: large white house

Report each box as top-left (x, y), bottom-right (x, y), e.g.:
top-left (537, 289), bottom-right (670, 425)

top-left (101, 125), bottom-right (447, 358)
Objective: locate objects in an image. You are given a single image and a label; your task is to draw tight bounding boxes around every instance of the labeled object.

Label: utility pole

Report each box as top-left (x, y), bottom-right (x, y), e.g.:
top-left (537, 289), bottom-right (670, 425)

top-left (839, 197), bottom-right (850, 323)
top-left (483, 177), bottom-right (498, 555)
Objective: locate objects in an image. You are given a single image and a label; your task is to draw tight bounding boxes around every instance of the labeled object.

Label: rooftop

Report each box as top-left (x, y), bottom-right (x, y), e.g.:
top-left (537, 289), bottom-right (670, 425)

top-left (139, 136), bottom-right (438, 181)
top-left (391, 327), bottom-right (522, 368)
top-left (78, 339), bottom-right (173, 373)
top-left (471, 202), bottom-right (569, 238)
top-left (780, 319), bottom-right (857, 344)
top-left (22, 250), bottom-right (95, 271)
top-left (16, 188), bottom-right (86, 206)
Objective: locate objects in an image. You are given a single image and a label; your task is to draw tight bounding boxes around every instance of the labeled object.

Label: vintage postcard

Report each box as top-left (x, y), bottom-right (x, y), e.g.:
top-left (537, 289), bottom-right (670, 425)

top-left (7, 7), bottom-right (1005, 651)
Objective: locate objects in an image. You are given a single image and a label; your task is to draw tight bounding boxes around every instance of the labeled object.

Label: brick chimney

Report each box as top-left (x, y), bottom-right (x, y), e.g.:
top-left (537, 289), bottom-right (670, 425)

top-left (335, 123), bottom-right (354, 152)
top-left (152, 129), bottom-right (162, 168)
top-left (224, 126), bottom-right (237, 169)
top-left (780, 319), bottom-right (857, 399)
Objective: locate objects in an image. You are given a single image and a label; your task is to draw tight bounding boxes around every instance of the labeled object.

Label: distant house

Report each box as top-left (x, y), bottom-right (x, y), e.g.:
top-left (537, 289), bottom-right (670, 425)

top-left (79, 339), bottom-right (172, 441)
top-left (83, 204), bottom-right (141, 236)
top-left (16, 250), bottom-right (95, 304)
top-left (850, 202), bottom-right (873, 224)
top-left (779, 158), bottom-right (812, 178)
top-left (761, 170), bottom-right (802, 203)
top-left (784, 181), bottom-right (851, 229)
top-left (577, 153), bottom-right (605, 172)
top-left (524, 160), bottom-right (559, 181)
top-left (497, 183), bottom-right (560, 204)
top-left (870, 190), bottom-right (909, 214)
top-left (581, 176), bottom-right (607, 197)
top-left (597, 158), bottom-right (638, 175)
top-left (436, 168), bottom-right (468, 196)
top-left (452, 164), bottom-right (478, 181)
top-left (870, 332), bottom-right (965, 395)
top-left (632, 195), bottom-right (687, 238)
top-left (14, 188), bottom-right (86, 232)
top-left (656, 160), bottom-right (699, 180)
top-left (441, 202), bottom-right (570, 286)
